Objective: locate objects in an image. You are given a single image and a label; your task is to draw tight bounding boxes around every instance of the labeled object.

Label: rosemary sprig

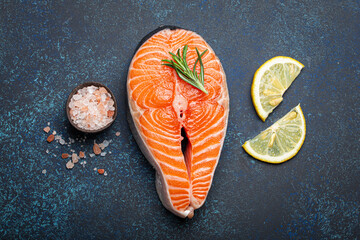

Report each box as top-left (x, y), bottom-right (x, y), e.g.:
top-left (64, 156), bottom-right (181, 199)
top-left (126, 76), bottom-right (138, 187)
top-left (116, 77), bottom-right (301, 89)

top-left (161, 45), bottom-right (208, 94)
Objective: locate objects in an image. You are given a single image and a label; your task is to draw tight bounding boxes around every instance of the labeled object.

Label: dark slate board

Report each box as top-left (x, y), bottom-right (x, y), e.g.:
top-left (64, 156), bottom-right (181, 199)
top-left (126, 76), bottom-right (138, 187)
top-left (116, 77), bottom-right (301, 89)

top-left (0, 1), bottom-right (359, 239)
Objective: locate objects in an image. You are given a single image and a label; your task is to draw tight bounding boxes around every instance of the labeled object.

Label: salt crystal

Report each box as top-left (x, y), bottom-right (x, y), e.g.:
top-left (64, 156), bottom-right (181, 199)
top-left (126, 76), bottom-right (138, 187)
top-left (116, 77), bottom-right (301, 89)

top-left (99, 143), bottom-right (105, 150)
top-left (94, 168), bottom-right (97, 171)
top-left (104, 171), bottom-right (108, 176)
top-left (59, 139), bottom-right (65, 145)
top-left (47, 122), bottom-right (50, 126)
top-left (53, 154), bottom-right (56, 157)
top-left (66, 160), bottom-right (74, 169)
top-left (99, 87), bottom-right (107, 94)
top-left (52, 131), bottom-right (56, 135)
top-left (102, 140), bottom-right (110, 148)
top-left (70, 149), bottom-right (75, 153)
top-left (80, 161), bottom-right (87, 168)
top-left (115, 132), bottom-right (120, 136)
top-left (78, 113), bottom-right (85, 119)
top-left (73, 101), bottom-right (81, 108)
top-left (100, 152), bottom-right (106, 157)
top-left (101, 93), bottom-right (106, 102)
top-left (73, 94), bottom-right (82, 101)
top-left (89, 153), bottom-right (95, 158)
top-left (46, 149), bottom-right (49, 154)
top-left (43, 126), bottom-right (51, 133)
top-left (108, 99), bottom-right (114, 106)
top-left (87, 86), bottom-right (97, 94)
top-left (42, 169), bottom-right (47, 174)
top-left (109, 151), bottom-right (112, 154)
top-left (72, 153), bottom-right (79, 163)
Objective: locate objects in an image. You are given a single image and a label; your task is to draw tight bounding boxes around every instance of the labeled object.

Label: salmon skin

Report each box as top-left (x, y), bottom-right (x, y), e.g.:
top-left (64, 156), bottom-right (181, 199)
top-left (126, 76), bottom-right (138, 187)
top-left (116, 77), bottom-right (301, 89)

top-left (127, 26), bottom-right (229, 218)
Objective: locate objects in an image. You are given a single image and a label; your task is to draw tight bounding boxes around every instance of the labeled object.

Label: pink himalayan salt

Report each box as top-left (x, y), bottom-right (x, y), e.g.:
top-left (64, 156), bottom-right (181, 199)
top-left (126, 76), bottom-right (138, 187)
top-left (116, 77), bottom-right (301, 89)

top-left (69, 86), bottom-right (115, 130)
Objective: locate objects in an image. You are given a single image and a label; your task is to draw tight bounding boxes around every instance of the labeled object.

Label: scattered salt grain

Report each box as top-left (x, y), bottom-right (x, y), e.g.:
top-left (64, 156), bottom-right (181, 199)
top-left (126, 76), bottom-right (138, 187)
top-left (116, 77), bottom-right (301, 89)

top-left (66, 160), bottom-right (74, 169)
top-left (99, 143), bottom-right (105, 150)
top-left (68, 85), bottom-right (115, 131)
top-left (93, 143), bottom-right (101, 155)
top-left (102, 140), bottom-right (110, 148)
top-left (79, 151), bottom-right (85, 158)
top-left (72, 153), bottom-right (79, 164)
top-left (43, 122), bottom-right (115, 175)
top-left (80, 161), bottom-right (87, 167)
top-left (47, 122), bottom-right (50, 126)
top-left (47, 134), bottom-right (55, 143)
top-left (43, 126), bottom-right (50, 133)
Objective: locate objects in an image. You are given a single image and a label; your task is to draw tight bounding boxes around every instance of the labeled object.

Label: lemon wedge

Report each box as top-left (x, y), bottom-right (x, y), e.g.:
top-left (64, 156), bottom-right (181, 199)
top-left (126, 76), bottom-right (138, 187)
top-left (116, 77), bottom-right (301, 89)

top-left (242, 104), bottom-right (306, 164)
top-left (252, 56), bottom-right (304, 121)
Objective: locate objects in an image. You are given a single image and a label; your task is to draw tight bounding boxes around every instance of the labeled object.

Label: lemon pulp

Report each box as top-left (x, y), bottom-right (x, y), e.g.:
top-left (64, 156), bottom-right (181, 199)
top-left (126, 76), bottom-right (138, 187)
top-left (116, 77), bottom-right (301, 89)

top-left (243, 104), bottom-right (306, 164)
top-left (252, 56), bottom-right (304, 121)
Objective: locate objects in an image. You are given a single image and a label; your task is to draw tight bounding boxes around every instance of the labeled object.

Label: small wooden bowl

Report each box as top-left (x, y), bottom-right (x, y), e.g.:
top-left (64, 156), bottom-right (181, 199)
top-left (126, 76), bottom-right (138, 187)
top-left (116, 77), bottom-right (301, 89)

top-left (66, 82), bottom-right (117, 133)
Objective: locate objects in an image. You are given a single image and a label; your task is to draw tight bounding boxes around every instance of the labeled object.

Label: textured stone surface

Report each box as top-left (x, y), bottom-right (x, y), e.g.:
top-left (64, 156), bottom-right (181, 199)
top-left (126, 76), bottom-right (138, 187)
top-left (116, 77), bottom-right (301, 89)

top-left (0, 0), bottom-right (359, 239)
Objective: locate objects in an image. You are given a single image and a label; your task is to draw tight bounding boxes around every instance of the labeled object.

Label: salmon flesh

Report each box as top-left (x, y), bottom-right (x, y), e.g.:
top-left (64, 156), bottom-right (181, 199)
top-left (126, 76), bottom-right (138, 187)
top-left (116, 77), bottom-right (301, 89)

top-left (127, 26), bottom-right (229, 218)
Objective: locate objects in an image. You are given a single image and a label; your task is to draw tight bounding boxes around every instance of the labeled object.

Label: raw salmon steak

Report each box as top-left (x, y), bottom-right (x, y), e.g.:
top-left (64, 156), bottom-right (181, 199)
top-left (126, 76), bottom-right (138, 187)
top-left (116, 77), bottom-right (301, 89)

top-left (127, 26), bottom-right (229, 218)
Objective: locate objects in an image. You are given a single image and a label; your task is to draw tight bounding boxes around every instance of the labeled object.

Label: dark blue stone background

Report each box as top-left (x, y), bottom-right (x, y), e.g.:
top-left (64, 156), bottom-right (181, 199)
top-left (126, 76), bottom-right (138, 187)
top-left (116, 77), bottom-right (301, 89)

top-left (0, 0), bottom-right (359, 239)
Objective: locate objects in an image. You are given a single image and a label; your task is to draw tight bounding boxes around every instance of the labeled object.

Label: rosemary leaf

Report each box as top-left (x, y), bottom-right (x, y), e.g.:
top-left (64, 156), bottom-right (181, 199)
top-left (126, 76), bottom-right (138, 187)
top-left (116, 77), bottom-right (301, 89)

top-left (193, 49), bottom-right (207, 76)
top-left (196, 48), bottom-right (205, 85)
top-left (162, 45), bottom-right (208, 94)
